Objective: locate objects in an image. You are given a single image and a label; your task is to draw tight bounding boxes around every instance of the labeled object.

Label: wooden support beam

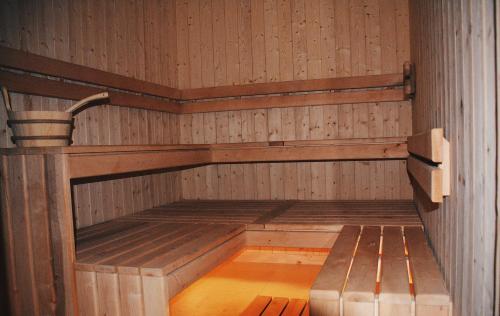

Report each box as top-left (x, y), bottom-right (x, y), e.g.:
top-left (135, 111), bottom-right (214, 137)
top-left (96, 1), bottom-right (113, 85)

top-left (68, 149), bottom-right (212, 178)
top-left (211, 143), bottom-right (408, 163)
top-left (0, 137), bottom-right (407, 179)
top-left (182, 89), bottom-right (405, 113)
top-left (407, 128), bottom-right (444, 163)
top-left (0, 70), bottom-right (182, 113)
top-left (181, 73), bottom-right (403, 100)
top-left (407, 156), bottom-right (443, 203)
top-left (0, 46), bottom-right (181, 99)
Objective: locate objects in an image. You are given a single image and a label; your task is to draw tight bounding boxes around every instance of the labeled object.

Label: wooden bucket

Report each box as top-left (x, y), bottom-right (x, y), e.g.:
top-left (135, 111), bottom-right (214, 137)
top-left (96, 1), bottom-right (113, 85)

top-left (7, 110), bottom-right (74, 147)
top-left (2, 88), bottom-right (109, 147)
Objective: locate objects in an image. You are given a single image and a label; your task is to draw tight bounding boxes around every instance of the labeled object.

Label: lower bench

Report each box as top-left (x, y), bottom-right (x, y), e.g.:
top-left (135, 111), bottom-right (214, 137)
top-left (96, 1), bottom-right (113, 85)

top-left (75, 222), bottom-right (245, 316)
top-left (310, 226), bottom-right (451, 316)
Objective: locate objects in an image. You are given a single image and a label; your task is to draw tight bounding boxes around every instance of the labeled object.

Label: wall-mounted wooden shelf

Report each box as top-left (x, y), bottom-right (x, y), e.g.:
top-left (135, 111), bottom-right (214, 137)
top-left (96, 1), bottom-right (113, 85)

top-left (407, 128), bottom-right (450, 203)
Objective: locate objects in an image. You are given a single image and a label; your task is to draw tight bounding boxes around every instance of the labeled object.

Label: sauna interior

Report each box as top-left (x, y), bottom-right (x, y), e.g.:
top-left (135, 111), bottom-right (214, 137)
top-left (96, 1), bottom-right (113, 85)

top-left (0, 0), bottom-right (497, 315)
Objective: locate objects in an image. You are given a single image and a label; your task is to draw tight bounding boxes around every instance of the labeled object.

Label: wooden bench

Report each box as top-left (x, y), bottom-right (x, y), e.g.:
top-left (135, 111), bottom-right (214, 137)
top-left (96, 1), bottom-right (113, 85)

top-left (310, 225), bottom-right (451, 316)
top-left (241, 296), bottom-right (309, 316)
top-left (75, 221), bottom-right (245, 315)
top-left (74, 200), bottom-right (428, 315)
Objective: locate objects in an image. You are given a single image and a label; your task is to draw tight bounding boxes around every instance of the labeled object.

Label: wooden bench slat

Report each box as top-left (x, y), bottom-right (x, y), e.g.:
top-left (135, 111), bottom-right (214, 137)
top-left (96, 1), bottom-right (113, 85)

top-left (309, 225), bottom-right (361, 316)
top-left (262, 297), bottom-right (289, 316)
top-left (404, 227), bottom-right (450, 315)
top-left (89, 224), bottom-right (201, 269)
top-left (281, 298), bottom-right (307, 316)
top-left (141, 225), bottom-right (245, 275)
top-left (407, 128), bottom-right (444, 162)
top-left (343, 226), bottom-right (381, 316)
top-left (379, 227), bottom-right (412, 316)
top-left (77, 222), bottom-right (168, 258)
top-left (240, 296), bottom-right (272, 316)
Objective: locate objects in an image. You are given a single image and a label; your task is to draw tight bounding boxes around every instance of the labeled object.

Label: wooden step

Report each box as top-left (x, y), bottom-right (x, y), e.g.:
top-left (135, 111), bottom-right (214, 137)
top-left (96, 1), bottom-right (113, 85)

top-left (241, 296), bottom-right (308, 316)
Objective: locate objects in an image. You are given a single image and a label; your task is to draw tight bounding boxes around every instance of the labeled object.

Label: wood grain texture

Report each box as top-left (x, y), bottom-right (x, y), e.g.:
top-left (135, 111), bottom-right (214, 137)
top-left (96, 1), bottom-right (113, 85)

top-left (176, 0), bottom-right (412, 200)
top-left (408, 128), bottom-right (444, 163)
top-left (310, 225), bottom-right (361, 316)
top-left (410, 1), bottom-right (496, 315)
top-left (0, 0), bottom-right (182, 229)
top-left (0, 153), bottom-right (80, 315)
top-left (0, 0), bottom-right (413, 218)
top-left (407, 156), bottom-right (444, 203)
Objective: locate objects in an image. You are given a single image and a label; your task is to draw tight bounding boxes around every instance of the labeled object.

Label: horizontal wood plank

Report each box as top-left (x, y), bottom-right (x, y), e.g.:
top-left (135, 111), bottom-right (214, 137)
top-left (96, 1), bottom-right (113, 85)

top-left (0, 70), bottom-right (182, 113)
top-left (0, 46), bottom-right (181, 99)
top-left (68, 149), bottom-right (212, 178)
top-left (1, 47), bottom-right (405, 103)
top-left (281, 298), bottom-right (307, 316)
top-left (182, 89), bottom-right (405, 113)
top-left (343, 226), bottom-right (381, 316)
top-left (407, 128), bottom-right (444, 162)
top-left (404, 227), bottom-right (450, 314)
top-left (379, 227), bottom-right (412, 316)
top-left (241, 296), bottom-right (272, 316)
top-left (181, 73), bottom-right (403, 99)
top-left (1, 69), bottom-right (407, 114)
top-left (310, 226), bottom-right (361, 316)
top-left (0, 138), bottom-right (405, 179)
top-left (262, 297), bottom-right (289, 316)
top-left (407, 156), bottom-right (443, 203)
top-left (212, 143), bottom-right (408, 163)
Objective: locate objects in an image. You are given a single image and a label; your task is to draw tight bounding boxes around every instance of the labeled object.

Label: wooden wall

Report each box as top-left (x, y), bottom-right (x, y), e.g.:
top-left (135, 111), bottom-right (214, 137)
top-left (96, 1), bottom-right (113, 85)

top-left (176, 0), bottom-right (413, 200)
top-left (0, 0), bottom-right (181, 228)
top-left (409, 0), bottom-right (496, 315)
top-left (0, 0), bottom-right (415, 228)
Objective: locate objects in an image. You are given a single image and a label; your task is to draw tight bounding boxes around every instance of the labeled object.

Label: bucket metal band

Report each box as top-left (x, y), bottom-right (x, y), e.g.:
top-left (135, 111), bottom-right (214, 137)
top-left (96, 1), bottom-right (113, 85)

top-left (7, 119), bottom-right (74, 126)
top-left (11, 135), bottom-right (72, 143)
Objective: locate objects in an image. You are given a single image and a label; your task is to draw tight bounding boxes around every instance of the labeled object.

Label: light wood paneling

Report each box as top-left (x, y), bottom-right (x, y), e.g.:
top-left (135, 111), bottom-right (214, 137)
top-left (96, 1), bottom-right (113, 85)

top-left (0, 0), bottom-right (414, 225)
top-left (409, 0), bottom-right (496, 315)
top-left (176, 0), bottom-right (413, 200)
top-left (0, 0), bottom-right (181, 228)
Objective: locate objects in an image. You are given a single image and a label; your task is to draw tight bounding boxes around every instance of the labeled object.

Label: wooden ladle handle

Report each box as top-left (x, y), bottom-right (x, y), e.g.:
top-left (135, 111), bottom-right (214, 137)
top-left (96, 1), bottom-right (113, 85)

top-left (65, 92), bottom-right (109, 113)
top-left (1, 86), bottom-right (13, 112)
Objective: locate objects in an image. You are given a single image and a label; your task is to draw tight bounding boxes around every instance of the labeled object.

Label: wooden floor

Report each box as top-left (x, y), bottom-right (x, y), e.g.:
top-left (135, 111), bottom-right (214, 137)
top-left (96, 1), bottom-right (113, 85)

top-left (170, 248), bottom-right (323, 316)
top-left (74, 200), bottom-right (423, 315)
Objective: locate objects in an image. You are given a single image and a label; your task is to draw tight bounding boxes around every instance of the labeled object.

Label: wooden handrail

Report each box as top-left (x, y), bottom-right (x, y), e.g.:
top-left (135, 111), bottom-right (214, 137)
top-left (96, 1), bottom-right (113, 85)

top-left (0, 70), bottom-right (182, 113)
top-left (182, 89), bottom-right (405, 113)
top-left (0, 46), bottom-right (407, 113)
top-left (0, 46), bottom-right (181, 99)
top-left (181, 73), bottom-right (403, 100)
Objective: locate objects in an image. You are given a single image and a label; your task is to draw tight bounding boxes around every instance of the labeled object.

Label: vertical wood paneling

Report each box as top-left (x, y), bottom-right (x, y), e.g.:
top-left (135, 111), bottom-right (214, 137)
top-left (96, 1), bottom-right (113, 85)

top-left (0, 0), bottom-right (181, 228)
top-left (410, 0), bottom-right (496, 315)
top-left (176, 0), bottom-right (412, 200)
top-left (1, 1), bottom-right (414, 212)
